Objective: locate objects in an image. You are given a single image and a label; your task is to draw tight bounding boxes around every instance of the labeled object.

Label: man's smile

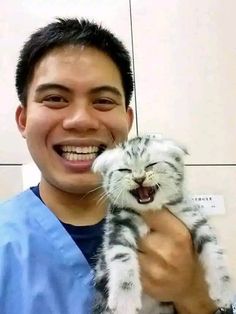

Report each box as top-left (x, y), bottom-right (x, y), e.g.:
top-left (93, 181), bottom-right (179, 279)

top-left (54, 144), bottom-right (107, 161)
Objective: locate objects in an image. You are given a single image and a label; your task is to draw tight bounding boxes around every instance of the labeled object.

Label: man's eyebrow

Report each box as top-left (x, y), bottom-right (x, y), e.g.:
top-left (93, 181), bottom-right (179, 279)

top-left (35, 83), bottom-right (71, 94)
top-left (90, 85), bottom-right (122, 98)
top-left (35, 83), bottom-right (123, 97)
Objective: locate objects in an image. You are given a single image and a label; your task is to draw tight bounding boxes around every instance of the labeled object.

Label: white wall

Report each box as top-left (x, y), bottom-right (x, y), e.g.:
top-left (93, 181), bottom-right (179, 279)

top-left (131, 0), bottom-right (236, 283)
top-left (0, 0), bottom-right (135, 165)
top-left (1, 0), bottom-right (235, 282)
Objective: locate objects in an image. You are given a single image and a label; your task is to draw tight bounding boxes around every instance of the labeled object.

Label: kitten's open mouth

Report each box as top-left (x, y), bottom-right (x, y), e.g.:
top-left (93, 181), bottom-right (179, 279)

top-left (130, 185), bottom-right (158, 204)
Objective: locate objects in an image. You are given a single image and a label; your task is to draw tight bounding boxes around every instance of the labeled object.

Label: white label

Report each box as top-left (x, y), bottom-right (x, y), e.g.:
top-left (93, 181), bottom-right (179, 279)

top-left (191, 195), bottom-right (226, 216)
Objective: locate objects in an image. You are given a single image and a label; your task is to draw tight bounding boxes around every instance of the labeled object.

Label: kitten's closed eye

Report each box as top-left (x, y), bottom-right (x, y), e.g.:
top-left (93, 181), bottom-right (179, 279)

top-left (145, 162), bottom-right (158, 170)
top-left (117, 168), bottom-right (132, 173)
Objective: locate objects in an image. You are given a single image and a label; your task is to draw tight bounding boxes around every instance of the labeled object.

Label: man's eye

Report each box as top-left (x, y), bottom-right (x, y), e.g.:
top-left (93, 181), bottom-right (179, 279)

top-left (94, 98), bottom-right (114, 105)
top-left (93, 98), bottom-right (117, 111)
top-left (43, 95), bottom-right (67, 103)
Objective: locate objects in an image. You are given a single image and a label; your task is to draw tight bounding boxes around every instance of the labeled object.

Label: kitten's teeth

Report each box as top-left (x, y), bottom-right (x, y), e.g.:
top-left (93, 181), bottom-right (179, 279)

top-left (139, 197), bottom-right (151, 204)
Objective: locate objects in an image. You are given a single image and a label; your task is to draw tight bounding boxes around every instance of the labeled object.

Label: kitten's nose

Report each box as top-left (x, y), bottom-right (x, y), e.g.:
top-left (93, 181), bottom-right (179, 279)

top-left (133, 176), bottom-right (146, 185)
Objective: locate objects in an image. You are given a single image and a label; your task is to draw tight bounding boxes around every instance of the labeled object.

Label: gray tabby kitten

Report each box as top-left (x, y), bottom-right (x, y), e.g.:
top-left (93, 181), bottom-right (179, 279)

top-left (92, 135), bottom-right (233, 314)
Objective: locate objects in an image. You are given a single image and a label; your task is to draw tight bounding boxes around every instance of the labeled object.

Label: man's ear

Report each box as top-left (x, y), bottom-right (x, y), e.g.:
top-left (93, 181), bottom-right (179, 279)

top-left (126, 106), bottom-right (134, 132)
top-left (15, 105), bottom-right (27, 138)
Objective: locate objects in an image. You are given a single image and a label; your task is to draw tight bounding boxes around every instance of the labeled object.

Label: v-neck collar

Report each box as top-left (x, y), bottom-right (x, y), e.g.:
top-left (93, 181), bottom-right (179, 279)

top-left (22, 189), bottom-right (93, 281)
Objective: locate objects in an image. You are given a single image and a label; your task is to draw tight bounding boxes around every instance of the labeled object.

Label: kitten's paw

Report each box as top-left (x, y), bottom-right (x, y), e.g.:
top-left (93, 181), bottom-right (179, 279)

top-left (214, 292), bottom-right (234, 308)
top-left (209, 283), bottom-right (234, 308)
top-left (108, 291), bottom-right (141, 314)
top-left (109, 303), bottom-right (140, 314)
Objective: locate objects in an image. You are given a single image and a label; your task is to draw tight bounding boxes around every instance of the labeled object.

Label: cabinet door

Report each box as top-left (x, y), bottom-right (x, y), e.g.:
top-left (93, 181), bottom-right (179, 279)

top-left (131, 0), bottom-right (236, 164)
top-left (0, 0), bottom-right (135, 164)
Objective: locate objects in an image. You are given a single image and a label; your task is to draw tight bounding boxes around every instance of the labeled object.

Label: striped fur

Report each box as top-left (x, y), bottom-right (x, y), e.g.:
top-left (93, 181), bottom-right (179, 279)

top-left (92, 135), bottom-right (233, 314)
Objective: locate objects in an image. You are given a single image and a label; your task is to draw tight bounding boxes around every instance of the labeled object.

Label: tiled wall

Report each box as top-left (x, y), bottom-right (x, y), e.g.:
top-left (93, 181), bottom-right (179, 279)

top-left (1, 0), bottom-right (235, 281)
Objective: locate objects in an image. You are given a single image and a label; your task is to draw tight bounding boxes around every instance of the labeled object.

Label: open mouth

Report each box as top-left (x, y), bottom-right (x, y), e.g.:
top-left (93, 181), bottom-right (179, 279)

top-left (54, 144), bottom-right (106, 161)
top-left (130, 185), bottom-right (159, 204)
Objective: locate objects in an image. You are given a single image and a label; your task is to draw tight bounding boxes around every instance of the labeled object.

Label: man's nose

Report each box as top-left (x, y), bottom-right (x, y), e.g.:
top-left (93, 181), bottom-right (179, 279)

top-left (62, 105), bottom-right (100, 132)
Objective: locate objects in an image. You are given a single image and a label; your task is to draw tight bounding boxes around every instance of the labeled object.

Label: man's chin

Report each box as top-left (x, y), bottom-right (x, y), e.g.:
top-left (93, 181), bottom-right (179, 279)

top-left (59, 177), bottom-right (102, 196)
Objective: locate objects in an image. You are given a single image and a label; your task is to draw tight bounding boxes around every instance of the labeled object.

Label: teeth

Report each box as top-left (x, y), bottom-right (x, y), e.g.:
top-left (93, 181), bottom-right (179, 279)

top-left (61, 146), bottom-right (99, 153)
top-left (139, 197), bottom-right (151, 203)
top-left (62, 152), bottom-right (97, 161)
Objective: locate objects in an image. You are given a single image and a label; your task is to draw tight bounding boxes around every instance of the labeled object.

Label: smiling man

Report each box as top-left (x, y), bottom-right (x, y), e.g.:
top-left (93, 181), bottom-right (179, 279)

top-left (16, 44), bottom-right (133, 227)
top-left (0, 18), bottom-right (231, 314)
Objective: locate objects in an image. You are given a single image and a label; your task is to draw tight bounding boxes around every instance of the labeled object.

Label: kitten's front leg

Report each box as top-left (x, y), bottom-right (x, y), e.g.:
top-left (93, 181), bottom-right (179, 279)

top-left (106, 216), bottom-right (148, 314)
top-left (168, 202), bottom-right (234, 308)
top-left (107, 247), bottom-right (141, 314)
top-left (195, 225), bottom-right (233, 308)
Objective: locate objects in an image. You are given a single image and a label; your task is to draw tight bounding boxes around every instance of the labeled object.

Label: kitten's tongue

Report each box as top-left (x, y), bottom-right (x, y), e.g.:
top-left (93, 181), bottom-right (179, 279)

top-left (137, 187), bottom-right (153, 203)
top-left (130, 186), bottom-right (156, 204)
top-left (137, 187), bottom-right (150, 200)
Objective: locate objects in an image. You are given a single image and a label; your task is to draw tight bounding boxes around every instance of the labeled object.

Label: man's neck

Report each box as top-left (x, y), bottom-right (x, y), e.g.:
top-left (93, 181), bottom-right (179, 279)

top-left (39, 180), bottom-right (107, 226)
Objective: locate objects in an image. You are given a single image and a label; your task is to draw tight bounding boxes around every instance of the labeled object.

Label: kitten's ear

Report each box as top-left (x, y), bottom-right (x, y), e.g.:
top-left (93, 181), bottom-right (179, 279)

top-left (147, 134), bottom-right (189, 156)
top-left (168, 141), bottom-right (189, 160)
top-left (174, 142), bottom-right (189, 155)
top-left (92, 150), bottom-right (111, 174)
top-left (92, 148), bottom-right (121, 175)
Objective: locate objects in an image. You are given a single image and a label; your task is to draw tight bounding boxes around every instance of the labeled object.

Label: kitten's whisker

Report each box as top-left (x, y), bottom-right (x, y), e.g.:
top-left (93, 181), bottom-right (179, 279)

top-left (96, 191), bottom-right (110, 206)
top-left (78, 185), bottom-right (103, 201)
top-left (96, 190), bottom-right (107, 202)
top-left (113, 139), bottom-right (120, 146)
top-left (121, 190), bottom-right (126, 208)
top-left (113, 187), bottom-right (123, 206)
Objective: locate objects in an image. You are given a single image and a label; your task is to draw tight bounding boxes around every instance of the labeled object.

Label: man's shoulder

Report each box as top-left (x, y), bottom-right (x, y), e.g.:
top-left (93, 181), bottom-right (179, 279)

top-left (0, 189), bottom-right (32, 217)
top-left (0, 189), bottom-right (39, 244)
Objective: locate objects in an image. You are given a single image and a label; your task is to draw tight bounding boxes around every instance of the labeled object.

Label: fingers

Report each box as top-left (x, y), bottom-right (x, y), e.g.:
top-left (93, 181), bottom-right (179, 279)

top-left (138, 250), bottom-right (186, 301)
top-left (139, 252), bottom-right (168, 300)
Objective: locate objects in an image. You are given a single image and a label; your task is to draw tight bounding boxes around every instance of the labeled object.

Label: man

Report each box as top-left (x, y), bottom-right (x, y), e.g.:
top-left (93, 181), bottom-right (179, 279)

top-left (0, 18), bottom-right (232, 313)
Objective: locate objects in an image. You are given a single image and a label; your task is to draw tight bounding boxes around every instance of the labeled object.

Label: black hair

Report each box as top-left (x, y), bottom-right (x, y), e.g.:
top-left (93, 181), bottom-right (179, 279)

top-left (15, 18), bottom-right (133, 108)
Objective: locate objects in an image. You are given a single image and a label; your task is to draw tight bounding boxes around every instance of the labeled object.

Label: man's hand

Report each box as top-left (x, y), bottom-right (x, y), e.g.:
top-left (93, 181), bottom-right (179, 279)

top-left (138, 209), bottom-right (217, 314)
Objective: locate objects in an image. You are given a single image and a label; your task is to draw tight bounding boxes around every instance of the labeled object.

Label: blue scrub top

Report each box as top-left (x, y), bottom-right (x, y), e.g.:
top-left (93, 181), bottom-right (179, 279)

top-left (0, 189), bottom-right (94, 314)
top-left (30, 185), bottom-right (105, 268)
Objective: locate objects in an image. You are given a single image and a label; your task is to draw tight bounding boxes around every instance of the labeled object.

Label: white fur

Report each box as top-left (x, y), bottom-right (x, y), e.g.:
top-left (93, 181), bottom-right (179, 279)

top-left (106, 246), bottom-right (142, 314)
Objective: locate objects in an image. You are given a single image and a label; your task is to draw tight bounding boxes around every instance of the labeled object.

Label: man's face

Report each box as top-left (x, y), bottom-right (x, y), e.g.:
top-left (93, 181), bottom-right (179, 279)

top-left (16, 45), bottom-right (133, 194)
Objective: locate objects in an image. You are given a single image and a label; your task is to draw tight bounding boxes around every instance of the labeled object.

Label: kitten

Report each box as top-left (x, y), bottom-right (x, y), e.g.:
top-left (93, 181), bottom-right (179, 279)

top-left (92, 135), bottom-right (233, 314)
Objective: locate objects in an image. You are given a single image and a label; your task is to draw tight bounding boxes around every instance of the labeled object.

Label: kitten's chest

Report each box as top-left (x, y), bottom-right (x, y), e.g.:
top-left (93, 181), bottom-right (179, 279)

top-left (106, 207), bottom-right (149, 240)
